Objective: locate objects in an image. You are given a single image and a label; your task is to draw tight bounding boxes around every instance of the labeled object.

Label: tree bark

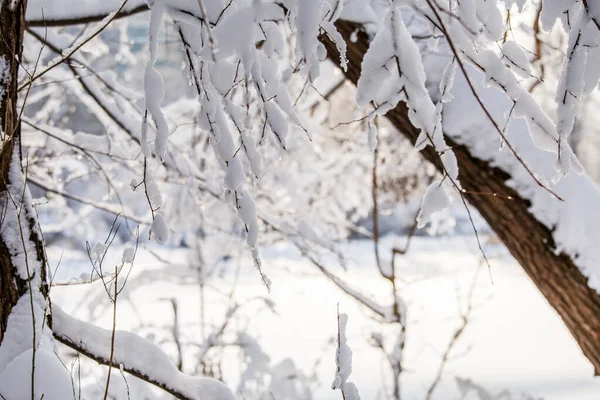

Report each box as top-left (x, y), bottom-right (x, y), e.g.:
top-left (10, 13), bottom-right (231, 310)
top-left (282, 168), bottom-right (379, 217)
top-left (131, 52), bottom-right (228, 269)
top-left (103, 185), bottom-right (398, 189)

top-left (0, 0), bottom-right (48, 343)
top-left (322, 20), bottom-right (600, 375)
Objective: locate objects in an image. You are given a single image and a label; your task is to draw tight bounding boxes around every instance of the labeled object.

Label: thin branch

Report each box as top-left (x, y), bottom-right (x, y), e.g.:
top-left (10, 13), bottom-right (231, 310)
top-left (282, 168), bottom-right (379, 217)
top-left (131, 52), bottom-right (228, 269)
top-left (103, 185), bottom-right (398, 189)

top-left (102, 265), bottom-right (119, 400)
top-left (19, 0), bottom-right (130, 91)
top-left (27, 176), bottom-right (151, 225)
top-left (27, 4), bottom-right (150, 27)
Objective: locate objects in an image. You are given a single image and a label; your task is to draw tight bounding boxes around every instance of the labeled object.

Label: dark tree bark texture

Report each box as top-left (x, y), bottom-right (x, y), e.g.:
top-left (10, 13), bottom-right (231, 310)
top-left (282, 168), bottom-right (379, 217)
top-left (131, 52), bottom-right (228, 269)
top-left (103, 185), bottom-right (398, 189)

top-left (0, 0), bottom-right (48, 343)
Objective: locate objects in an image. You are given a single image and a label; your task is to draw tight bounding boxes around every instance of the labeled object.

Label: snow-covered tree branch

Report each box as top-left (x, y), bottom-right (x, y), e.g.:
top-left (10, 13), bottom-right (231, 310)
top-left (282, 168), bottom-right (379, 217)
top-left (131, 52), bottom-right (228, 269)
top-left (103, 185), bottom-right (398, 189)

top-left (52, 306), bottom-right (236, 400)
top-left (0, 0), bottom-right (600, 399)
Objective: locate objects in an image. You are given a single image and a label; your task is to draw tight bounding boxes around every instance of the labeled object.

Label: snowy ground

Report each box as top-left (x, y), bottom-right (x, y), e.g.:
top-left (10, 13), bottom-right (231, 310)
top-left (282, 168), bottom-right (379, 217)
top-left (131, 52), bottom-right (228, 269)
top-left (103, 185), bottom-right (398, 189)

top-left (49, 235), bottom-right (600, 399)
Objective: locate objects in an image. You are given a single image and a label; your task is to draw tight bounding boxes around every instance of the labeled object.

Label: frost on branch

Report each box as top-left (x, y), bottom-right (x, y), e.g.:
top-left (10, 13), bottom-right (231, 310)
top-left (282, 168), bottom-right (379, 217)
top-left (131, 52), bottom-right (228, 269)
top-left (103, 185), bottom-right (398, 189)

top-left (331, 310), bottom-right (361, 400)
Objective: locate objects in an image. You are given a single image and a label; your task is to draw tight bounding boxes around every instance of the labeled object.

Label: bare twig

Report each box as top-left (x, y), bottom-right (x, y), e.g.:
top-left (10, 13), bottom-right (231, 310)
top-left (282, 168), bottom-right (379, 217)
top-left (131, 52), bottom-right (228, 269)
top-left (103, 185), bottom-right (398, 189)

top-left (424, 263), bottom-right (481, 400)
top-left (27, 4), bottom-right (149, 27)
top-left (19, 0), bottom-right (130, 91)
top-left (103, 264), bottom-right (119, 400)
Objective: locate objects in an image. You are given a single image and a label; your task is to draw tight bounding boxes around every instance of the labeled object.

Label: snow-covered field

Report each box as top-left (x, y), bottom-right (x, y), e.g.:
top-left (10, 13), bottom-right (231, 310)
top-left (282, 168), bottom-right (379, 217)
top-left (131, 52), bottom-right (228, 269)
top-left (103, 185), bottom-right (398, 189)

top-left (49, 235), bottom-right (600, 399)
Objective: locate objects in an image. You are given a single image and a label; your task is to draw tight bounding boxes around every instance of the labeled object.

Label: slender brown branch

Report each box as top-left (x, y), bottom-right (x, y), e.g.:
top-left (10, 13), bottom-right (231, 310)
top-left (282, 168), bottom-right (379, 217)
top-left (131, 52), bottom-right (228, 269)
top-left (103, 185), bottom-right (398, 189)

top-left (529, 2), bottom-right (545, 93)
top-left (102, 265), bottom-right (119, 400)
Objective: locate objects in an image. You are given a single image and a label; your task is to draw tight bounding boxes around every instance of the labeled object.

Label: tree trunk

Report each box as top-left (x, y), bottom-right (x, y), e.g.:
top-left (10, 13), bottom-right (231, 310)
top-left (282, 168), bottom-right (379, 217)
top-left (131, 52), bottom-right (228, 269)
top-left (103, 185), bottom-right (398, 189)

top-left (0, 0), bottom-right (47, 343)
top-left (322, 20), bottom-right (600, 375)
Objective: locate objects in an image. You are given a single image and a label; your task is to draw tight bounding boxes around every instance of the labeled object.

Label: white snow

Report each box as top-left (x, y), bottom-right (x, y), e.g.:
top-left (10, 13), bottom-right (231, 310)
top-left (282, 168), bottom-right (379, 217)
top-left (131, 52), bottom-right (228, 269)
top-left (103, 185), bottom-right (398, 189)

top-left (0, 293), bottom-right (49, 375)
top-left (10, 2), bottom-right (600, 399)
top-left (0, 348), bottom-right (73, 400)
top-left (151, 212), bottom-right (170, 245)
top-left (144, 63), bottom-right (169, 159)
top-left (48, 237), bottom-right (600, 399)
top-left (122, 247), bottom-right (135, 264)
top-left (331, 312), bottom-right (361, 400)
top-left (0, 143), bottom-right (44, 282)
top-left (52, 305), bottom-right (236, 400)
top-left (367, 122), bottom-right (378, 151)
top-left (344, 1), bottom-right (600, 292)
top-left (356, 5), bottom-right (458, 185)
top-left (417, 180), bottom-right (451, 228)
top-left (295, 0), bottom-right (321, 80)
top-left (441, 63), bottom-right (600, 292)
top-left (501, 41), bottom-right (531, 79)
top-left (0, 56), bottom-right (8, 112)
